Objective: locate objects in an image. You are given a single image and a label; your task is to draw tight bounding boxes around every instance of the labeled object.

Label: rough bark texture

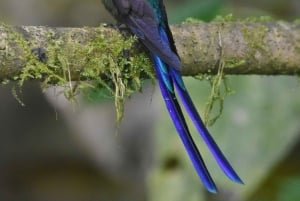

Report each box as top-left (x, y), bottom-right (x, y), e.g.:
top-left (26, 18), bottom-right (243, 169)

top-left (0, 22), bottom-right (299, 81)
top-left (173, 22), bottom-right (300, 75)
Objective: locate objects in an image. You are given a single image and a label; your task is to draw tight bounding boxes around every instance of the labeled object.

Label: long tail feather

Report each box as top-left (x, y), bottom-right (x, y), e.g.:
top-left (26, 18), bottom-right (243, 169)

top-left (170, 69), bottom-right (243, 184)
top-left (154, 56), bottom-right (218, 193)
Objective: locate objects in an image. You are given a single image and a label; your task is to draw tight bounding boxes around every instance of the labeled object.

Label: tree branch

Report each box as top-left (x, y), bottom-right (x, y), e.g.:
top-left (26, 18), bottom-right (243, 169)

top-left (0, 22), bottom-right (299, 82)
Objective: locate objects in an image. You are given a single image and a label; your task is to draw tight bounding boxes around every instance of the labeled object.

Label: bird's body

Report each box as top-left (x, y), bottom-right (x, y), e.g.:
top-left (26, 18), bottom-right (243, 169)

top-left (102, 0), bottom-right (243, 193)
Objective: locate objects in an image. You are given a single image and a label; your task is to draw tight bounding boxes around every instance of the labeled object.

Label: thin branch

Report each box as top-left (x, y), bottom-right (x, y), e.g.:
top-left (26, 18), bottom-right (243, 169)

top-left (0, 22), bottom-right (299, 82)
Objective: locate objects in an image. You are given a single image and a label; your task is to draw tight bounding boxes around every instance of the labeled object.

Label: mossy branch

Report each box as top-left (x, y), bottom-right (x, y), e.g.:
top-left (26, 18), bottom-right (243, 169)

top-left (0, 21), bottom-right (300, 82)
top-left (1, 20), bottom-right (299, 124)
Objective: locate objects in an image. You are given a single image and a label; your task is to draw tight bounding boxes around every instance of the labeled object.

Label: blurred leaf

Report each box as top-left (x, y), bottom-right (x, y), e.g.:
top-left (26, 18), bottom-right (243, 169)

top-left (83, 87), bottom-right (113, 104)
top-left (169, 0), bottom-right (224, 23)
top-left (149, 76), bottom-right (300, 200)
top-left (278, 177), bottom-right (300, 201)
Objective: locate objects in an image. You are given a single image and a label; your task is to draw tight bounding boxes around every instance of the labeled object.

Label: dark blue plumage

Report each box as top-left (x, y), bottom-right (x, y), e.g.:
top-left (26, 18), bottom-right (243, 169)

top-left (102, 0), bottom-right (243, 193)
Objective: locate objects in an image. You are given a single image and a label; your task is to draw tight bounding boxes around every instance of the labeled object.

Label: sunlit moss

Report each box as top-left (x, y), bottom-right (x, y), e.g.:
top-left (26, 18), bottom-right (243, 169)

top-left (183, 17), bottom-right (205, 24)
top-left (2, 24), bottom-right (155, 123)
top-left (195, 63), bottom-right (234, 127)
top-left (242, 24), bottom-right (268, 52)
top-left (213, 13), bottom-right (236, 22)
top-left (213, 14), bottom-right (274, 23)
top-left (225, 59), bottom-right (246, 69)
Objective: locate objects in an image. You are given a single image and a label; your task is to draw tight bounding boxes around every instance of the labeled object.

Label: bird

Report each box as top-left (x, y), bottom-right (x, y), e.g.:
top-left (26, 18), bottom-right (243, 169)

top-left (101, 0), bottom-right (243, 193)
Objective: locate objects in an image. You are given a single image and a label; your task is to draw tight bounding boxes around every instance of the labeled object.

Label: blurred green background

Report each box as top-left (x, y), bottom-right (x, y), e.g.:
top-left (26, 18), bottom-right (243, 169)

top-left (0, 0), bottom-right (299, 201)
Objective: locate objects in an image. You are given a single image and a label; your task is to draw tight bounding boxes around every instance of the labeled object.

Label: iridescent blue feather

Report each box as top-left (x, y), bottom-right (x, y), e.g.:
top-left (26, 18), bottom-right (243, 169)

top-left (101, 0), bottom-right (243, 193)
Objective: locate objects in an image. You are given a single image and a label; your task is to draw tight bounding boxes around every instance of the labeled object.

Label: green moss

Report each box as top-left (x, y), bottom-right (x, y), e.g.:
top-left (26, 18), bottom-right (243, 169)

top-left (184, 14), bottom-right (274, 24)
top-left (81, 31), bottom-right (154, 123)
top-left (244, 16), bottom-right (274, 23)
top-left (242, 23), bottom-right (269, 53)
top-left (213, 14), bottom-right (274, 23)
top-left (213, 13), bottom-right (236, 22)
top-left (225, 59), bottom-right (246, 69)
top-left (195, 65), bottom-right (234, 126)
top-left (212, 15), bottom-right (271, 56)
top-left (2, 24), bottom-right (155, 123)
top-left (183, 17), bottom-right (205, 24)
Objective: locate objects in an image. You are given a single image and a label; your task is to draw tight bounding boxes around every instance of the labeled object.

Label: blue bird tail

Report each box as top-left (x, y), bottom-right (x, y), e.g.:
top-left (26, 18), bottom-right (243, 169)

top-left (154, 55), bottom-right (243, 193)
top-left (151, 26), bottom-right (243, 193)
top-left (170, 69), bottom-right (243, 184)
top-left (153, 55), bottom-right (218, 193)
